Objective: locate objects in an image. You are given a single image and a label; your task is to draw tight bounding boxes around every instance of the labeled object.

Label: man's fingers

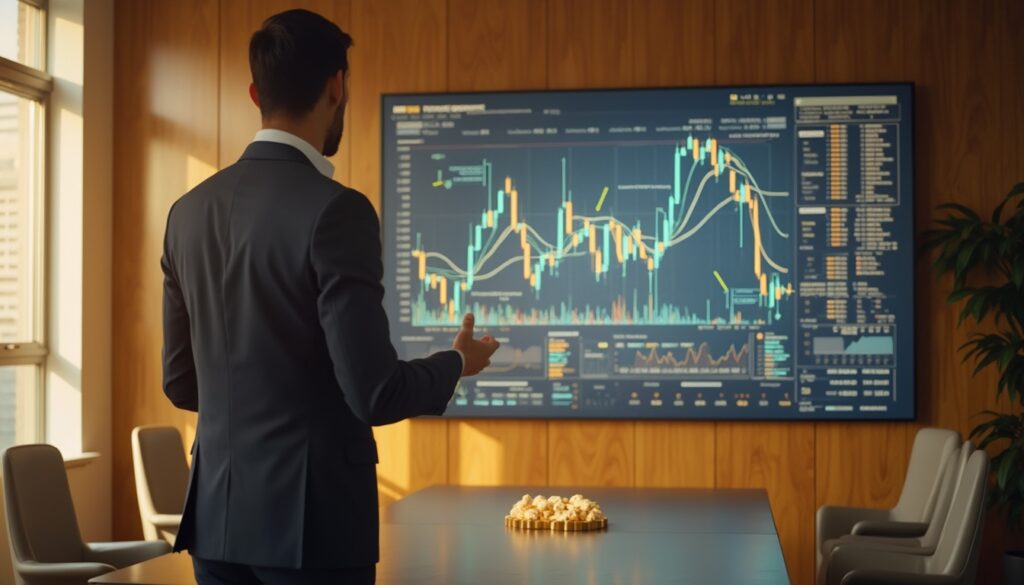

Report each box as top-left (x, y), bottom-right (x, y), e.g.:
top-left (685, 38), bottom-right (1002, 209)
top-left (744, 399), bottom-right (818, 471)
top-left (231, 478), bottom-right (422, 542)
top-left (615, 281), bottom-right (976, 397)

top-left (454, 313), bottom-right (475, 346)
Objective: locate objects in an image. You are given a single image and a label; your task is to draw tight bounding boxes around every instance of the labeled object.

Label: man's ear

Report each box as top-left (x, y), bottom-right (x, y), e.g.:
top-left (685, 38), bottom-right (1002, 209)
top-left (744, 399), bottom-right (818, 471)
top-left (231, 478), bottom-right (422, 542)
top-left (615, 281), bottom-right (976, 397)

top-left (328, 70), bottom-right (345, 106)
top-left (249, 82), bottom-right (261, 109)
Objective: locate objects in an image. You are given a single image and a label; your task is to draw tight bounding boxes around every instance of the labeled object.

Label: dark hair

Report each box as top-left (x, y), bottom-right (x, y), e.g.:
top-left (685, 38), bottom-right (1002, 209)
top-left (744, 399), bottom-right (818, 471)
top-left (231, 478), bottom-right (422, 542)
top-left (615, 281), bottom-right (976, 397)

top-left (249, 9), bottom-right (352, 117)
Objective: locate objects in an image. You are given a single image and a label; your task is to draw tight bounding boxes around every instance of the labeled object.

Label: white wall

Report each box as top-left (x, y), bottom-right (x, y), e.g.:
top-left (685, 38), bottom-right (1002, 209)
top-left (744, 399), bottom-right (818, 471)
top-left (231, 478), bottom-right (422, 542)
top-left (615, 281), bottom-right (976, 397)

top-left (0, 0), bottom-right (114, 582)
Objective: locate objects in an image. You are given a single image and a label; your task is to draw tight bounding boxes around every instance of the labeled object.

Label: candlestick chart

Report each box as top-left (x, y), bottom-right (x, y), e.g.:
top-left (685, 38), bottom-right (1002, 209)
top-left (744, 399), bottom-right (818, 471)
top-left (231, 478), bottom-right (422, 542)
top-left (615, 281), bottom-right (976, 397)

top-left (407, 137), bottom-right (793, 328)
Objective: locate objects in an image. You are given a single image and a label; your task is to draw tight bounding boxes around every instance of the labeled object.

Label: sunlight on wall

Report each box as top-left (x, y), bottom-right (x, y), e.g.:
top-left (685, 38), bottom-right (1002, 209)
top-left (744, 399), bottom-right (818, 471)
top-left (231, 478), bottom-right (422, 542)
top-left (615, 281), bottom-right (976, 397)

top-left (53, 17), bottom-right (83, 85)
top-left (46, 102), bottom-right (84, 455)
top-left (186, 153), bottom-right (216, 190)
top-left (185, 422), bottom-right (196, 464)
top-left (53, 108), bottom-right (82, 363)
top-left (451, 421), bottom-right (505, 485)
top-left (375, 421), bottom-right (414, 505)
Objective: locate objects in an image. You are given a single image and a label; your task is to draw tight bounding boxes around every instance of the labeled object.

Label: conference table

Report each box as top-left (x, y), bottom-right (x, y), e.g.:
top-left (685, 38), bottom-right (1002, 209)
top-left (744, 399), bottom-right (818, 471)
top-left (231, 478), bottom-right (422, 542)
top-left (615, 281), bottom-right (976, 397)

top-left (91, 486), bottom-right (790, 584)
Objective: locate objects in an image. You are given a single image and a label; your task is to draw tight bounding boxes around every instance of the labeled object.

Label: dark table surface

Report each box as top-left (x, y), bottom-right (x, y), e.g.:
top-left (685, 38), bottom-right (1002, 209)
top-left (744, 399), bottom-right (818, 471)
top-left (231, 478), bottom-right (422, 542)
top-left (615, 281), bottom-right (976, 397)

top-left (92, 485), bottom-right (790, 585)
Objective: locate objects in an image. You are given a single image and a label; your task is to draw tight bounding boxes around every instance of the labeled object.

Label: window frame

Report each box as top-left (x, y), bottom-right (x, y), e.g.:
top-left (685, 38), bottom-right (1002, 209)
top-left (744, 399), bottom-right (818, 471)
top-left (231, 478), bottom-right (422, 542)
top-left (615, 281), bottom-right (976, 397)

top-left (0, 0), bottom-right (52, 445)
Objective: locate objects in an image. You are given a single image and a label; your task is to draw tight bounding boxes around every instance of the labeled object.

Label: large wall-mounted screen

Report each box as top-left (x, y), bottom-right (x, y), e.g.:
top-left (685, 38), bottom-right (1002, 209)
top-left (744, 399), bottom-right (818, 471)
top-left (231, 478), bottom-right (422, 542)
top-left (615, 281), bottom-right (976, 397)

top-left (381, 83), bottom-right (914, 420)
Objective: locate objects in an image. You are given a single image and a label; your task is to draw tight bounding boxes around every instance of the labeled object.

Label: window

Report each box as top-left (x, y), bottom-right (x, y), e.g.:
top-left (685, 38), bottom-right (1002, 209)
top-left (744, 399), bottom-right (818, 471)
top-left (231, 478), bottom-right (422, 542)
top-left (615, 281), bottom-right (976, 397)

top-left (0, 0), bottom-right (50, 451)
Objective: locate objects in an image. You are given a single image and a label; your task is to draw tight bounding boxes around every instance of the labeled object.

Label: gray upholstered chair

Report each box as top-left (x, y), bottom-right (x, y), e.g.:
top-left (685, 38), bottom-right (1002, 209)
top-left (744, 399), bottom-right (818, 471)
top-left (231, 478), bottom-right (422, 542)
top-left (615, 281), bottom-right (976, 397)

top-left (822, 449), bottom-right (989, 585)
top-left (131, 426), bottom-right (189, 544)
top-left (815, 427), bottom-right (960, 568)
top-left (820, 441), bottom-right (974, 564)
top-left (3, 444), bottom-right (170, 585)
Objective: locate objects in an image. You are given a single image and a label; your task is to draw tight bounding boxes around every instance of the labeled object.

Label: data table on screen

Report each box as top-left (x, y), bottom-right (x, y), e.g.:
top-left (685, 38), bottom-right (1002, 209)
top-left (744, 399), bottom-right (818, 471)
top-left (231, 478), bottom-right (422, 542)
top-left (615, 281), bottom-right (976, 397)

top-left (382, 84), bottom-right (914, 421)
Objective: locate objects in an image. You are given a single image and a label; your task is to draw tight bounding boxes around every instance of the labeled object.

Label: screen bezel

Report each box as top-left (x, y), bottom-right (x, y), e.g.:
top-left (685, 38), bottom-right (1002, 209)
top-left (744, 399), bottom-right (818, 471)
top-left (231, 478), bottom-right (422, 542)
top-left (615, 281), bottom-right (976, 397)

top-left (378, 81), bottom-right (917, 422)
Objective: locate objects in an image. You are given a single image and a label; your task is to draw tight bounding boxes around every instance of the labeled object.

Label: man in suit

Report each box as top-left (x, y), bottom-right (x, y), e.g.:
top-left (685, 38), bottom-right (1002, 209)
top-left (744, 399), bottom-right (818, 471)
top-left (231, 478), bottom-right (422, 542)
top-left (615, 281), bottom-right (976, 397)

top-left (161, 9), bottom-right (499, 584)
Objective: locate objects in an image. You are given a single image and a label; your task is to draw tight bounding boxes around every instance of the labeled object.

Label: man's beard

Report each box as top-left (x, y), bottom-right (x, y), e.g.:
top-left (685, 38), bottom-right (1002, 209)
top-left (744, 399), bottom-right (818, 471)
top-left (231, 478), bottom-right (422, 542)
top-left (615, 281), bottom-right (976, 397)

top-left (322, 102), bottom-right (344, 157)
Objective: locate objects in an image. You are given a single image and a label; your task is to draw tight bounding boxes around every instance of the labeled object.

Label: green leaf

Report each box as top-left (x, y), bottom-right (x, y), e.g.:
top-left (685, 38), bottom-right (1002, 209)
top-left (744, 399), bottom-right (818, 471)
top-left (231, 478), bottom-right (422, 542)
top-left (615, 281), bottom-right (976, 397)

top-left (938, 202), bottom-right (982, 221)
top-left (945, 288), bottom-right (974, 304)
top-left (993, 183), bottom-right (1024, 224)
top-left (998, 447), bottom-right (1019, 490)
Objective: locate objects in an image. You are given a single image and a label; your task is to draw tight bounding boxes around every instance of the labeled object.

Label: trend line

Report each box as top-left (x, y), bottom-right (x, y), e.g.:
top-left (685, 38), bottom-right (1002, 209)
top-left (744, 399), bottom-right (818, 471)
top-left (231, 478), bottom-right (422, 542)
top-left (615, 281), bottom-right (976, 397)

top-left (595, 186), bottom-right (610, 211)
top-left (713, 271), bottom-right (729, 292)
top-left (411, 136), bottom-right (795, 325)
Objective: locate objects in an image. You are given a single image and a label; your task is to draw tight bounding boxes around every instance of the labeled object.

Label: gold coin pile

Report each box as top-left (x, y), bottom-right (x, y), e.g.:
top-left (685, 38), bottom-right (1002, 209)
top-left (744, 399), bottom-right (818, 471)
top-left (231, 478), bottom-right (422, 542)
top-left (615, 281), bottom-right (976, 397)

top-left (505, 494), bottom-right (608, 531)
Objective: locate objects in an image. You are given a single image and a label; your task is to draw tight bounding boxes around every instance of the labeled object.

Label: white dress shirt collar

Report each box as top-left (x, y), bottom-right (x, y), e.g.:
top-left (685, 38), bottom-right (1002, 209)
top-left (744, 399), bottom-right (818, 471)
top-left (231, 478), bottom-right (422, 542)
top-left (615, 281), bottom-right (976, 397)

top-left (252, 128), bottom-right (335, 179)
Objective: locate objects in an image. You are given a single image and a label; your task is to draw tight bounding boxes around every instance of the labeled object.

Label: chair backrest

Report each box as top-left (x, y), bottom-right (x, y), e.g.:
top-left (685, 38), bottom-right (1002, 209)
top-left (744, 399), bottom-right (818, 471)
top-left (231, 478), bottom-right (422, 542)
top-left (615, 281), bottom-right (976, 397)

top-left (131, 426), bottom-right (189, 540)
top-left (926, 450), bottom-right (989, 578)
top-left (893, 428), bottom-right (961, 521)
top-left (2, 445), bottom-right (85, 563)
top-left (919, 441), bottom-right (974, 547)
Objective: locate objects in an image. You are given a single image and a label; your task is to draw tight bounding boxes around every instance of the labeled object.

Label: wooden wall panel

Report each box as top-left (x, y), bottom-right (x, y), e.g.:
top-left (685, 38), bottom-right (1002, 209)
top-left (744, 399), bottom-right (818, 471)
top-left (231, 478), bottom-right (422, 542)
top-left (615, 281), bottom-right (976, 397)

top-left (549, 421), bottom-right (634, 487)
top-left (815, 423), bottom-right (907, 509)
top-left (811, 0), bottom-right (911, 539)
top-left (714, 0), bottom-right (814, 85)
top-left (445, 0), bottom-right (550, 488)
top-left (544, 0), bottom-right (636, 488)
top-left (715, 2), bottom-right (815, 584)
top-left (902, 0), bottom-right (1003, 434)
top-left (374, 418), bottom-right (449, 506)
top-left (977, 0), bottom-right (1024, 579)
top-left (348, 0), bottom-right (449, 506)
top-left (112, 0), bottom-right (218, 539)
top-left (218, 0), bottom-right (352, 183)
top-left (546, 0), bottom-right (632, 89)
top-left (717, 424), bottom-right (815, 585)
top-left (448, 420), bottom-right (548, 486)
top-left (814, 0), bottom-right (903, 82)
top-left (635, 422), bottom-right (715, 488)
top-left (348, 0), bottom-right (447, 206)
top-left (447, 0), bottom-right (547, 92)
top-left (629, 0), bottom-right (716, 87)
top-left (628, 0), bottom-right (717, 491)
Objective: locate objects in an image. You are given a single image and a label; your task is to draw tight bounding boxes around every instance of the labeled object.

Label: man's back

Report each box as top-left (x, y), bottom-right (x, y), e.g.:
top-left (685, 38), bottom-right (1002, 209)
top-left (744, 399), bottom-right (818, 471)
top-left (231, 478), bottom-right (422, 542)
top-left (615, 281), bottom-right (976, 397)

top-left (161, 141), bottom-right (462, 569)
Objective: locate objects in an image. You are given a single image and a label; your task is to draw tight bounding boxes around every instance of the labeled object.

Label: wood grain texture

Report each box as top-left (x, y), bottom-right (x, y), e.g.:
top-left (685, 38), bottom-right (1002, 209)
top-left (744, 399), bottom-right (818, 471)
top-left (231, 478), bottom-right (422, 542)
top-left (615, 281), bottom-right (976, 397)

top-left (447, 0), bottom-right (547, 91)
top-left (548, 421), bottom-right (634, 487)
top-left (715, 2), bottom-right (815, 583)
top-left (902, 0), bottom-right (1003, 435)
top-left (635, 422), bottom-right (715, 488)
top-left (348, 0), bottom-right (447, 208)
top-left (546, 0), bottom-right (632, 89)
top-left (544, 0), bottom-right (638, 493)
top-left (444, 0), bottom-right (550, 490)
top-left (976, 0), bottom-right (1024, 580)
top-left (112, 0), bottom-right (218, 539)
top-left (375, 419), bottom-right (449, 507)
top-left (814, 0), bottom-right (903, 82)
top-left (218, 0), bottom-right (352, 183)
top-left (448, 420), bottom-right (548, 485)
top-left (815, 423), bottom-right (908, 509)
top-left (717, 424), bottom-right (815, 585)
top-left (629, 0), bottom-right (715, 87)
top-left (811, 1), bottom-right (912, 558)
top-left (628, 0), bottom-right (717, 494)
top-left (348, 0), bottom-right (449, 507)
top-left (715, 0), bottom-right (813, 85)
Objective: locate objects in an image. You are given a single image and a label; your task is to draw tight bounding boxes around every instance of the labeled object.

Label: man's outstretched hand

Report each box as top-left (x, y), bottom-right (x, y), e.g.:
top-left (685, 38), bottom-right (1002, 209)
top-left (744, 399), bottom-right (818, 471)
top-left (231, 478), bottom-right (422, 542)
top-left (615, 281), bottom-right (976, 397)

top-left (452, 313), bottom-right (500, 377)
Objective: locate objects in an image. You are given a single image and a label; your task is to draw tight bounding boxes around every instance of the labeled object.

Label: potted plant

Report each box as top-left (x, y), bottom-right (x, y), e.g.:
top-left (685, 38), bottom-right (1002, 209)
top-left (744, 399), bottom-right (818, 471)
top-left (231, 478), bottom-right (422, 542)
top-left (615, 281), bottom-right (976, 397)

top-left (922, 182), bottom-right (1024, 584)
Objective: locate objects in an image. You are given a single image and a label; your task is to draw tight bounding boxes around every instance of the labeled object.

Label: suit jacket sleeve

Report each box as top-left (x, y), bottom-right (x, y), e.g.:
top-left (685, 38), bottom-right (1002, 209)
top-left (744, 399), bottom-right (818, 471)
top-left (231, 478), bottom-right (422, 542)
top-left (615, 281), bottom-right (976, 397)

top-left (161, 208), bottom-right (199, 412)
top-left (311, 189), bottom-right (461, 426)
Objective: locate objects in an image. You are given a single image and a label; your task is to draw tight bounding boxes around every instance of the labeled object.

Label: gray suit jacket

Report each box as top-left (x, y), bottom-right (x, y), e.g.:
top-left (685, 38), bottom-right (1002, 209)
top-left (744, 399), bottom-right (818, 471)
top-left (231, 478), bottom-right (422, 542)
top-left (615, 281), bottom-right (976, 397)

top-left (161, 140), bottom-right (461, 569)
